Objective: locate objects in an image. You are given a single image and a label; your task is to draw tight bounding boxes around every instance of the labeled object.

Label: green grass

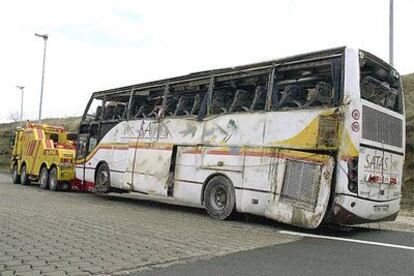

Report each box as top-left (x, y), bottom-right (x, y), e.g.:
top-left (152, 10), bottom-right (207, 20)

top-left (401, 73), bottom-right (414, 209)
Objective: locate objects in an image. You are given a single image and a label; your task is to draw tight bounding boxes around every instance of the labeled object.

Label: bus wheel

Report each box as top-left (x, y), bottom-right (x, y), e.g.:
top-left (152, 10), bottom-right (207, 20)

top-left (49, 167), bottom-right (60, 191)
top-left (39, 167), bottom-right (49, 189)
top-left (20, 164), bottom-right (31, 185)
top-left (204, 175), bottom-right (235, 220)
top-left (95, 163), bottom-right (111, 193)
top-left (12, 164), bottom-right (20, 184)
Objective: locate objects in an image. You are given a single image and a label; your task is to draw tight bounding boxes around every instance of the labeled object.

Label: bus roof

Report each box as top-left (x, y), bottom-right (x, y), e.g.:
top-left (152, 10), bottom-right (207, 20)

top-left (92, 46), bottom-right (347, 99)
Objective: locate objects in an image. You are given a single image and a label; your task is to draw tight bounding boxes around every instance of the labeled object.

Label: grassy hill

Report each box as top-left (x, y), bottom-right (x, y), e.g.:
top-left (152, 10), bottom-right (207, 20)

top-left (402, 73), bottom-right (414, 209)
top-left (0, 75), bottom-right (413, 209)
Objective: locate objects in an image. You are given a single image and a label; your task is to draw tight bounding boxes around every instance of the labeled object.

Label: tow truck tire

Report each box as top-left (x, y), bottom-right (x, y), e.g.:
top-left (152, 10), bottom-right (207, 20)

top-left (49, 167), bottom-right (60, 191)
top-left (39, 167), bottom-right (49, 189)
top-left (95, 163), bottom-right (111, 193)
top-left (20, 164), bottom-right (31, 185)
top-left (12, 164), bottom-right (20, 184)
top-left (203, 175), bottom-right (235, 220)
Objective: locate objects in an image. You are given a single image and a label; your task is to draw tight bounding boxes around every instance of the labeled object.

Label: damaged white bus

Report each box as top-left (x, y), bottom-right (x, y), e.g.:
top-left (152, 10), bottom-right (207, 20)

top-left (75, 47), bottom-right (405, 229)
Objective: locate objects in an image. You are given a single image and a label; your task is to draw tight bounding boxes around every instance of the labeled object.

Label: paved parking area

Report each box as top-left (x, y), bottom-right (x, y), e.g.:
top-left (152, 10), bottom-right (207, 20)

top-left (0, 173), bottom-right (297, 275)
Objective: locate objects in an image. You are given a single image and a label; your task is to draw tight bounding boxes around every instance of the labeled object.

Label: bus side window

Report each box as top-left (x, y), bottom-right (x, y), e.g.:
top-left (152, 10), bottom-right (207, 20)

top-left (95, 106), bottom-right (102, 121)
top-left (147, 98), bottom-right (163, 118)
top-left (164, 96), bottom-right (178, 117)
top-left (211, 90), bottom-right (234, 114)
top-left (305, 81), bottom-right (333, 107)
top-left (114, 103), bottom-right (126, 120)
top-left (103, 102), bottom-right (116, 120)
top-left (84, 97), bottom-right (103, 122)
top-left (250, 85), bottom-right (266, 111)
top-left (174, 95), bottom-right (194, 116)
top-left (276, 59), bottom-right (335, 109)
top-left (190, 94), bottom-right (202, 115)
top-left (229, 89), bottom-right (254, 113)
top-left (213, 72), bottom-right (269, 114)
top-left (279, 84), bottom-right (308, 108)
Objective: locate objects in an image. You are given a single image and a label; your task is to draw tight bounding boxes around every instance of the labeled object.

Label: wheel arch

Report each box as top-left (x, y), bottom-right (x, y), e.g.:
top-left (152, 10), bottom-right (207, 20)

top-left (11, 159), bottom-right (20, 173)
top-left (39, 162), bottom-right (49, 175)
top-left (20, 160), bottom-right (27, 173)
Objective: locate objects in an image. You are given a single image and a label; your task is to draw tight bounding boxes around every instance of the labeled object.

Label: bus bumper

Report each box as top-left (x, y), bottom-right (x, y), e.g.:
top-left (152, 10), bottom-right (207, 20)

top-left (332, 194), bottom-right (400, 225)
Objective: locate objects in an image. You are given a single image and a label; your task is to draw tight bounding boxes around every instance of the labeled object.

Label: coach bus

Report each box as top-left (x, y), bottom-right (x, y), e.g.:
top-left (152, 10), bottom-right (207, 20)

top-left (74, 47), bottom-right (405, 229)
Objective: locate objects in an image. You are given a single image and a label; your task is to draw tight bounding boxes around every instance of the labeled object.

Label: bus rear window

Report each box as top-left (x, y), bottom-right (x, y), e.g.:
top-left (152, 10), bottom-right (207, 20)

top-left (359, 52), bottom-right (402, 113)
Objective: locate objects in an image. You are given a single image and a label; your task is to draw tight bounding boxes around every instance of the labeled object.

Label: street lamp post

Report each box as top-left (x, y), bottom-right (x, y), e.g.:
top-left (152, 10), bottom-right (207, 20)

top-left (35, 33), bottom-right (48, 123)
top-left (16, 85), bottom-right (24, 123)
top-left (389, 0), bottom-right (394, 66)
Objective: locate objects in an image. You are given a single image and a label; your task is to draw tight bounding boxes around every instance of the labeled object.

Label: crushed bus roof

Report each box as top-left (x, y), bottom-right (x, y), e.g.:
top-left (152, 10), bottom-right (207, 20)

top-left (92, 47), bottom-right (346, 99)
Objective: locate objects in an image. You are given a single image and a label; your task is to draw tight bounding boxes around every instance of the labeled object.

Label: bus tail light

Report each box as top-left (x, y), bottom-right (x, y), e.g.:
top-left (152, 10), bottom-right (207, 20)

top-left (347, 157), bottom-right (358, 193)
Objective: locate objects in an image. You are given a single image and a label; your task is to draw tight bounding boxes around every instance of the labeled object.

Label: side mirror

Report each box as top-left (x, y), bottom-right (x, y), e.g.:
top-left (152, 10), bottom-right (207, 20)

top-left (66, 132), bottom-right (78, 141)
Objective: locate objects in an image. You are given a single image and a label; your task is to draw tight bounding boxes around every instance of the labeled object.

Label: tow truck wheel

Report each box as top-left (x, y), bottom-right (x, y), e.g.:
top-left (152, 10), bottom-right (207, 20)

top-left (49, 167), bottom-right (60, 191)
top-left (39, 167), bottom-right (49, 189)
top-left (12, 164), bottom-right (20, 184)
top-left (20, 164), bottom-right (31, 185)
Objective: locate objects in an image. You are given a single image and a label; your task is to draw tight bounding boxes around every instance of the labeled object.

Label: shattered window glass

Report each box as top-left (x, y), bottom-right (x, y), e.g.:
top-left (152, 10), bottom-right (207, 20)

top-left (360, 52), bottom-right (402, 113)
top-left (212, 72), bottom-right (269, 114)
top-left (84, 97), bottom-right (103, 122)
top-left (275, 58), bottom-right (339, 109)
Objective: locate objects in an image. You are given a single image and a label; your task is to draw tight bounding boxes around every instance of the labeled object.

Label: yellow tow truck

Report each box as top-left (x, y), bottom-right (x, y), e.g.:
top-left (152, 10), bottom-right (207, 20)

top-left (10, 123), bottom-right (77, 191)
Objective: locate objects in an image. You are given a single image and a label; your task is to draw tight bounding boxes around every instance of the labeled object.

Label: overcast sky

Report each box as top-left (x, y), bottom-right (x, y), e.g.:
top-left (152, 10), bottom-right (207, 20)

top-left (0, 0), bottom-right (413, 123)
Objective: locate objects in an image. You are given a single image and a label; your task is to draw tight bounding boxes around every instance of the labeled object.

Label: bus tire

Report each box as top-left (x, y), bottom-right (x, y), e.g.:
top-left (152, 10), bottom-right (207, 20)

top-left (95, 163), bottom-right (111, 193)
top-left (39, 166), bottom-right (49, 190)
top-left (12, 164), bottom-right (20, 184)
top-left (49, 167), bottom-right (60, 191)
top-left (20, 164), bottom-right (31, 185)
top-left (203, 175), bottom-right (235, 220)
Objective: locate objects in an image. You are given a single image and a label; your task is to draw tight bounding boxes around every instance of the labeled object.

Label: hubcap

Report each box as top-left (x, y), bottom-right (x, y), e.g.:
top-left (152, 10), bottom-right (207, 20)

top-left (50, 170), bottom-right (56, 188)
top-left (210, 186), bottom-right (227, 211)
top-left (99, 170), bottom-right (108, 185)
top-left (40, 170), bottom-right (47, 185)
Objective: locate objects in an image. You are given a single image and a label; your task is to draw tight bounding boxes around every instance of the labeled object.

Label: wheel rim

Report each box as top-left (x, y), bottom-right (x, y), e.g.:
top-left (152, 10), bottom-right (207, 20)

top-left (50, 170), bottom-right (57, 189)
top-left (99, 170), bottom-right (108, 186)
top-left (40, 169), bottom-right (47, 186)
top-left (12, 166), bottom-right (18, 181)
top-left (210, 185), bottom-right (227, 211)
top-left (22, 167), bottom-right (26, 181)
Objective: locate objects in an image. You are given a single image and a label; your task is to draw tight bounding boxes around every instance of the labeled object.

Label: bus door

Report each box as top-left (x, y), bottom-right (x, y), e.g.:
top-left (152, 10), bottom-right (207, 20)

top-left (75, 125), bottom-right (89, 183)
top-left (75, 122), bottom-right (100, 183)
top-left (127, 119), bottom-right (172, 197)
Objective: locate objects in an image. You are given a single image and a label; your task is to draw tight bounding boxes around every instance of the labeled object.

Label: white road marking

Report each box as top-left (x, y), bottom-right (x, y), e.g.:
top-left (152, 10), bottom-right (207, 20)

top-left (278, 230), bottom-right (414, 251)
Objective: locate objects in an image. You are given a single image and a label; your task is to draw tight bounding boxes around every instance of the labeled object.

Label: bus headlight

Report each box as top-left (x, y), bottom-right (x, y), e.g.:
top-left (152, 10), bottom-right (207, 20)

top-left (347, 157), bottom-right (358, 193)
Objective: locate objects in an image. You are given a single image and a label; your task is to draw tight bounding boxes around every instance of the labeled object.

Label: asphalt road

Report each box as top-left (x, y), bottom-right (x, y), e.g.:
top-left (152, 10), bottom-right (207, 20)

top-left (1, 172), bottom-right (414, 276)
top-left (131, 221), bottom-right (414, 276)
top-left (134, 234), bottom-right (414, 276)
